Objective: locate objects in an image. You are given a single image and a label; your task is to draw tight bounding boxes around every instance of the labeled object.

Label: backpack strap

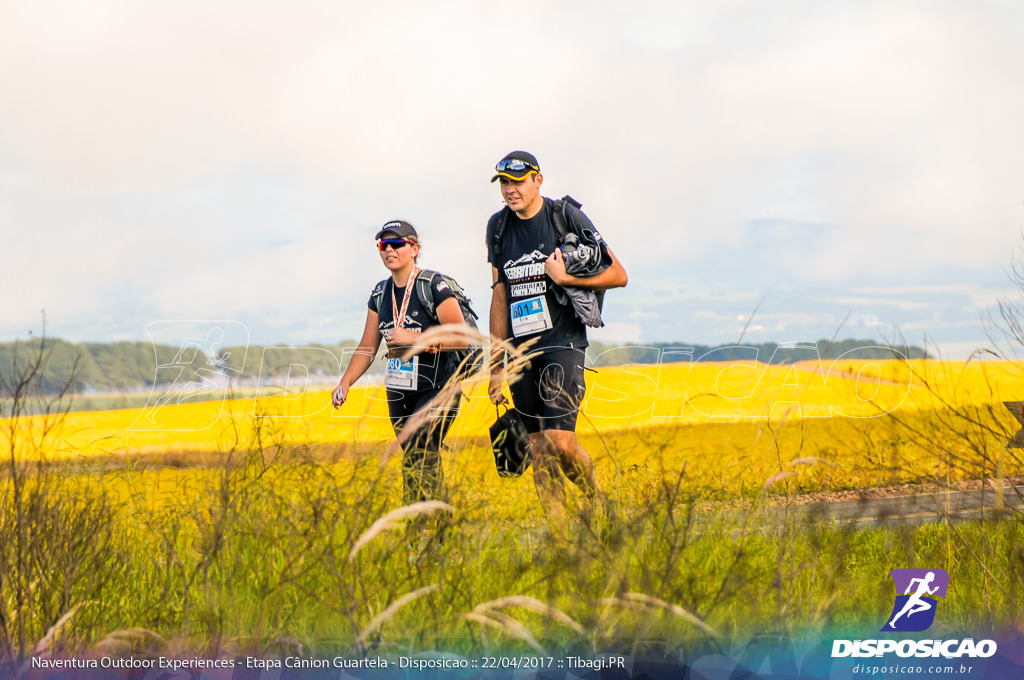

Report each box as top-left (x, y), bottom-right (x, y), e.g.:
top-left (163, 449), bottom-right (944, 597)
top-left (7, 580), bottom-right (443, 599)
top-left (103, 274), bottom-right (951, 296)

top-left (551, 195), bottom-right (582, 242)
top-left (369, 279), bottom-right (388, 315)
top-left (492, 196), bottom-right (581, 265)
top-left (414, 269), bottom-right (480, 323)
top-left (371, 273), bottom-right (440, 320)
top-left (550, 195), bottom-right (606, 313)
top-left (413, 269), bottom-right (439, 320)
top-left (490, 206), bottom-right (511, 268)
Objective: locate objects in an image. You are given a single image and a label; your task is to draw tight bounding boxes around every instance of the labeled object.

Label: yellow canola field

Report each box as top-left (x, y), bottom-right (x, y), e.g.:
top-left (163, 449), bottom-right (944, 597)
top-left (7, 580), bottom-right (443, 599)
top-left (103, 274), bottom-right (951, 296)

top-left (9, 359), bottom-right (1024, 460)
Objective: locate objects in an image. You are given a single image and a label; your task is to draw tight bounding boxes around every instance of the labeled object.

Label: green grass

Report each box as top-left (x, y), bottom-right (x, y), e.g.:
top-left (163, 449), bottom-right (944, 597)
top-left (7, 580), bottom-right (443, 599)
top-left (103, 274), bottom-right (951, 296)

top-left (2, 446), bottom-right (1021, 661)
top-left (3, 364), bottom-right (1023, 663)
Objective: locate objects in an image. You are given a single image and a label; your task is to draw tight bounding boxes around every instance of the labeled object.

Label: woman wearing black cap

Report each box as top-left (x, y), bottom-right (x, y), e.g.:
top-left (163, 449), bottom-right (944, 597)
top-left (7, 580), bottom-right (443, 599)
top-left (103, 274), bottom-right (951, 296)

top-left (331, 220), bottom-right (470, 505)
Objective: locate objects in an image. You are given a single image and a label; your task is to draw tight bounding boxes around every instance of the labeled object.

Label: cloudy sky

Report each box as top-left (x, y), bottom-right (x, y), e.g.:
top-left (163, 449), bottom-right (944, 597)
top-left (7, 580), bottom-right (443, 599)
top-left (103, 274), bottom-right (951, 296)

top-left (2, 0), bottom-right (1023, 359)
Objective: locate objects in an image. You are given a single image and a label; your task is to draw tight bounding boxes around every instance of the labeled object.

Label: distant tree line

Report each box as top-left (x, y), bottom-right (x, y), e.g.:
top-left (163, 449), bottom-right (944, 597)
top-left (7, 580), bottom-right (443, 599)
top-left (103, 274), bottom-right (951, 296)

top-left (585, 339), bottom-right (929, 367)
top-left (0, 337), bottom-right (929, 395)
top-left (0, 338), bottom-right (369, 394)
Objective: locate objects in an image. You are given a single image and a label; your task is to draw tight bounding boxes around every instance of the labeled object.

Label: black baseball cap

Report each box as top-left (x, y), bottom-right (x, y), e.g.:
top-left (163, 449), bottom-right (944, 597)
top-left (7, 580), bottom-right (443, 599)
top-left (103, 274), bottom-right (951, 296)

top-left (374, 220), bottom-right (419, 241)
top-left (491, 151), bottom-right (540, 182)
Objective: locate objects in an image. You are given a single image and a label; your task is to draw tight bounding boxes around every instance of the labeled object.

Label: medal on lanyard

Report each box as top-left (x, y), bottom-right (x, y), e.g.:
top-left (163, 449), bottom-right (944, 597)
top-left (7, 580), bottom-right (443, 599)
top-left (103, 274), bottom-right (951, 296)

top-left (385, 266), bottom-right (421, 390)
top-left (391, 266), bottom-right (420, 330)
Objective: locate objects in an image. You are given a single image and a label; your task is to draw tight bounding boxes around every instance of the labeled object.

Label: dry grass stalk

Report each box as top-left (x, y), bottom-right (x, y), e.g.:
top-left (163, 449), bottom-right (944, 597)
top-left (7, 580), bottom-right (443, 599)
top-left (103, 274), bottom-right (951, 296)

top-left (599, 593), bottom-right (720, 638)
top-left (381, 380), bottom-right (464, 466)
top-left (763, 471), bottom-right (794, 490)
top-left (266, 636), bottom-right (304, 656)
top-left (93, 628), bottom-right (168, 655)
top-left (354, 583), bottom-right (440, 648)
top-left (31, 605), bottom-right (81, 657)
top-left (14, 605), bottom-right (82, 677)
top-left (348, 501), bottom-right (454, 561)
top-left (789, 456), bottom-right (837, 467)
top-left (394, 324), bottom-right (485, 364)
top-left (382, 333), bottom-right (536, 465)
top-left (460, 612), bottom-right (547, 654)
top-left (473, 596), bottom-right (585, 635)
top-left (1, 592), bottom-right (14, 636)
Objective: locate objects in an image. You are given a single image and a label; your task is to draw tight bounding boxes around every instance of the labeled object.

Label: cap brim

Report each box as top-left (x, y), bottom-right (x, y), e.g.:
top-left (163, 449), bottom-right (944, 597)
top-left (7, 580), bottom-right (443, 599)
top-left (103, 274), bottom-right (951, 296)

top-left (490, 170), bottom-right (536, 183)
top-left (375, 229), bottom-right (414, 240)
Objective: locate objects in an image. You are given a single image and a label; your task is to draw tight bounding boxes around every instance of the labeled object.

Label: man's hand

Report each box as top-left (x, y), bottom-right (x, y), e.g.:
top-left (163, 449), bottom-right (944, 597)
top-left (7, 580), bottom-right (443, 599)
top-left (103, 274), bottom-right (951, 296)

top-left (488, 370), bottom-right (508, 405)
top-left (544, 248), bottom-right (569, 285)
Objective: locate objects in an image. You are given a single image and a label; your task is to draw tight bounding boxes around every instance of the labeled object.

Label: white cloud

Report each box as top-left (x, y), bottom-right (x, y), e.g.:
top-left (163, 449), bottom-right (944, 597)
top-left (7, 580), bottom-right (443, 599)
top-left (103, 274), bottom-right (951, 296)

top-left (0, 0), bottom-right (1022, 359)
top-left (831, 298), bottom-right (939, 312)
top-left (588, 322), bottom-right (644, 344)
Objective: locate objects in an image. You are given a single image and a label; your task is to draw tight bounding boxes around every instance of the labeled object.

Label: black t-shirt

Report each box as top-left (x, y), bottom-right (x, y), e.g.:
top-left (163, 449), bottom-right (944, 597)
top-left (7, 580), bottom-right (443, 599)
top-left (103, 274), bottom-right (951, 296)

top-left (367, 272), bottom-right (458, 391)
top-left (486, 197), bottom-right (606, 352)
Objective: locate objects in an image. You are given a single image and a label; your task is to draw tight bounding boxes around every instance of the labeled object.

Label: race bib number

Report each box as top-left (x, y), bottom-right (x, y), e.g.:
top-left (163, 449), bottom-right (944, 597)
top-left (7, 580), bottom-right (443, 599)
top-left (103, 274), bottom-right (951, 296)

top-left (510, 295), bottom-right (553, 338)
top-left (385, 356), bottom-right (419, 390)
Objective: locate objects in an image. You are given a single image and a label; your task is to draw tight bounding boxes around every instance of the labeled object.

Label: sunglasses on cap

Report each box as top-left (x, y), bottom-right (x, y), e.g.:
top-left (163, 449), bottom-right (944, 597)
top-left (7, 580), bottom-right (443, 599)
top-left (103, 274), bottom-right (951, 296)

top-left (495, 158), bottom-right (539, 173)
top-left (377, 238), bottom-right (414, 251)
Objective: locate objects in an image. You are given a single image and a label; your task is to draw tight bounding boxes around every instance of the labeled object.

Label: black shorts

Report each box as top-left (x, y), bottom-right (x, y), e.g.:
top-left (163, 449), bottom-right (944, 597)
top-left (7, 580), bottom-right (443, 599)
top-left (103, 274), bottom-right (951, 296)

top-left (385, 386), bottom-right (460, 451)
top-left (509, 347), bottom-right (587, 434)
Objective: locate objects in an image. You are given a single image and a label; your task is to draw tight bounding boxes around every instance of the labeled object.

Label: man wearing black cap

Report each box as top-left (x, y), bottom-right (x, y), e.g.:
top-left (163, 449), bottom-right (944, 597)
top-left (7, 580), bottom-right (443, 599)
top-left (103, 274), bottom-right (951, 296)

top-left (486, 151), bottom-right (628, 525)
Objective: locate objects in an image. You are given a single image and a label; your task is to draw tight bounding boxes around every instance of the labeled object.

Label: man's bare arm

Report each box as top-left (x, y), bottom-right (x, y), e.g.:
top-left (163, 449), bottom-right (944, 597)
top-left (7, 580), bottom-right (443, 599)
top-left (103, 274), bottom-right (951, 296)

top-left (488, 265), bottom-right (509, 404)
top-left (489, 265), bottom-right (510, 341)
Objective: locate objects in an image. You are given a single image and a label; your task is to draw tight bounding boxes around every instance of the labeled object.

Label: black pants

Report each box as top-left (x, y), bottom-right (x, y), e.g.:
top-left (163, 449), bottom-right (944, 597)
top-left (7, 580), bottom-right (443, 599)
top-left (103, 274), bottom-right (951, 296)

top-left (387, 386), bottom-right (460, 505)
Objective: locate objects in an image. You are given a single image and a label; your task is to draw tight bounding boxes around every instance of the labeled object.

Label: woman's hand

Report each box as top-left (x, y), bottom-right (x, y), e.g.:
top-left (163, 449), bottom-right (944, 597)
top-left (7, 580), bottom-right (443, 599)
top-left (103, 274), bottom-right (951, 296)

top-left (331, 382), bottom-right (349, 409)
top-left (386, 326), bottom-right (420, 351)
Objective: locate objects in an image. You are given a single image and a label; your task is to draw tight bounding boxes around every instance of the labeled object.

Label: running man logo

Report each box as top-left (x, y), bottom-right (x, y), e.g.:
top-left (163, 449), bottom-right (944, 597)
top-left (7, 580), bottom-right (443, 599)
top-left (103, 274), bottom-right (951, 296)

top-left (881, 568), bottom-right (949, 632)
top-left (130, 320), bottom-right (250, 432)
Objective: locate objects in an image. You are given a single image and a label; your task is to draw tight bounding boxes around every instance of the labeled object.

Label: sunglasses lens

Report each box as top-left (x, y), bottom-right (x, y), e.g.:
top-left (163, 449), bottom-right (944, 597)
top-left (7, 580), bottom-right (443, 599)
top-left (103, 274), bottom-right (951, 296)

top-left (496, 159), bottom-right (535, 173)
top-left (378, 239), bottom-right (408, 251)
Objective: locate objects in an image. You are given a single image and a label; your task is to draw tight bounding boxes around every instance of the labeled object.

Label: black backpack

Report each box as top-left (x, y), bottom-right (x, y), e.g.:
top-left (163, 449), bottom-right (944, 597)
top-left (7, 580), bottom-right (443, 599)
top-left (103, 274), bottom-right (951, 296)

top-left (490, 195), bottom-right (608, 311)
top-left (371, 270), bottom-right (483, 380)
top-left (489, 195), bottom-right (581, 265)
